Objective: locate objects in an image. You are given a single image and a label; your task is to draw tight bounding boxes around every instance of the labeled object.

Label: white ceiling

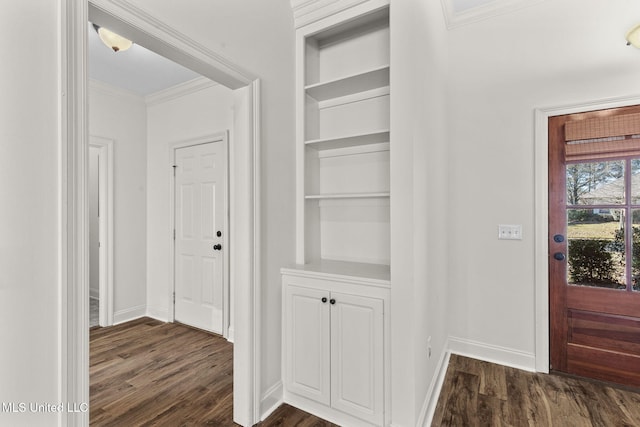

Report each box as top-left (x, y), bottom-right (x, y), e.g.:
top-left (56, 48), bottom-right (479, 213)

top-left (87, 1), bottom-right (540, 94)
top-left (450, 0), bottom-right (494, 13)
top-left (442, 0), bottom-right (546, 28)
top-left (88, 23), bottom-right (201, 96)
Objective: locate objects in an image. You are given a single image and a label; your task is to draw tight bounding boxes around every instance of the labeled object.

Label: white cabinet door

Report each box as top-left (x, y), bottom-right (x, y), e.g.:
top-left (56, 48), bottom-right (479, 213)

top-left (285, 285), bottom-right (331, 405)
top-left (330, 292), bottom-right (384, 426)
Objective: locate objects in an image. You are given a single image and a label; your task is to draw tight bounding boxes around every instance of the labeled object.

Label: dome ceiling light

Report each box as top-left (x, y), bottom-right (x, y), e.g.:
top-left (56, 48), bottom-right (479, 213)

top-left (626, 24), bottom-right (640, 48)
top-left (93, 24), bottom-right (133, 53)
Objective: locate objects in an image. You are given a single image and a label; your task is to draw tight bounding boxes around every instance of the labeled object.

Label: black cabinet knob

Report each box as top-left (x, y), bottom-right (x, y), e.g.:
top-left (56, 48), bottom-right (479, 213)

top-left (213, 244), bottom-right (222, 251)
top-left (553, 252), bottom-right (565, 261)
top-left (217, 231), bottom-right (222, 237)
top-left (330, 299), bottom-right (336, 305)
top-left (553, 234), bottom-right (565, 243)
top-left (321, 297), bottom-right (327, 303)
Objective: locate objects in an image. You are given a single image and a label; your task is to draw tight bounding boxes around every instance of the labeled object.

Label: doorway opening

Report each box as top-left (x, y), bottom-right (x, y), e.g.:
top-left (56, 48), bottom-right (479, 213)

top-left (534, 95), bottom-right (640, 379)
top-left (61, 2), bottom-right (262, 426)
top-left (89, 136), bottom-right (114, 328)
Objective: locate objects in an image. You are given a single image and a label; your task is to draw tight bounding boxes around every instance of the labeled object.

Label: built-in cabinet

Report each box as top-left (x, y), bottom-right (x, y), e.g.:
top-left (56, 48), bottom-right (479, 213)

top-left (284, 2), bottom-right (391, 425)
top-left (282, 270), bottom-right (389, 427)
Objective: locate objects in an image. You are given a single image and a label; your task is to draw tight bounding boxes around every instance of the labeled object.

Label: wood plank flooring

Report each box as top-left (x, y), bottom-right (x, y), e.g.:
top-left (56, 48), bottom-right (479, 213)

top-left (432, 354), bottom-right (640, 426)
top-left (93, 319), bottom-right (640, 426)
top-left (90, 317), bottom-right (335, 426)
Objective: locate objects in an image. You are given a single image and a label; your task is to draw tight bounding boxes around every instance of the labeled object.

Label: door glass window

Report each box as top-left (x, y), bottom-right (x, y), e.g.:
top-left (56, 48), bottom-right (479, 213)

top-left (565, 158), bottom-right (640, 291)
top-left (567, 160), bottom-right (625, 205)
top-left (567, 208), bottom-right (626, 289)
top-left (630, 159), bottom-right (640, 205)
top-left (632, 210), bottom-right (640, 291)
top-left (566, 160), bottom-right (626, 289)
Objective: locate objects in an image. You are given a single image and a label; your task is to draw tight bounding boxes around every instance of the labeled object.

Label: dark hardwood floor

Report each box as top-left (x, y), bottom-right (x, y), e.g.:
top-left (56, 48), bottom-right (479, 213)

top-left (432, 354), bottom-right (640, 426)
top-left (93, 318), bottom-right (640, 426)
top-left (90, 317), bottom-right (335, 426)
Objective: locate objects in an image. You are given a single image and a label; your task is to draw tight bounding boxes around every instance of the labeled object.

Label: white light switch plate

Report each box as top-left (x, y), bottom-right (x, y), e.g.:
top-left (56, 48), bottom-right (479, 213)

top-left (498, 224), bottom-right (522, 240)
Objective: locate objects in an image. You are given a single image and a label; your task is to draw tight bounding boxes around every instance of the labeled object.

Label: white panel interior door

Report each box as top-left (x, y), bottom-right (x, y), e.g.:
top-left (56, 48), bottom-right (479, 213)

top-left (330, 292), bottom-right (384, 425)
top-left (175, 141), bottom-right (227, 334)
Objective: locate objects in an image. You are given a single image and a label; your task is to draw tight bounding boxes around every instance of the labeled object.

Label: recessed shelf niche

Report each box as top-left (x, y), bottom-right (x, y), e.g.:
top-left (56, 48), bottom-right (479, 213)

top-left (298, 5), bottom-right (391, 275)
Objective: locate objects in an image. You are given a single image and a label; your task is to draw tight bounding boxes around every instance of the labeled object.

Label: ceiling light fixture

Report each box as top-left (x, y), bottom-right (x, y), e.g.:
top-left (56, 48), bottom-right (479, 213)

top-left (93, 24), bottom-right (133, 53)
top-left (626, 24), bottom-right (640, 48)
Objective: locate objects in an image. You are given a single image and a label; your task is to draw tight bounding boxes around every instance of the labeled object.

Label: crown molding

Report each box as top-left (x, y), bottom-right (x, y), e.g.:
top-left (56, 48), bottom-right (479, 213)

top-left (90, 76), bottom-right (219, 106)
top-left (290, 0), bottom-right (372, 28)
top-left (441, 0), bottom-right (546, 30)
top-left (89, 78), bottom-right (145, 102)
top-left (145, 77), bottom-right (219, 106)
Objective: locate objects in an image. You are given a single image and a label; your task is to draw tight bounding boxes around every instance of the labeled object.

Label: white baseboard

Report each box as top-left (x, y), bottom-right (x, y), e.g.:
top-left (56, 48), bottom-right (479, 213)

top-left (114, 305), bottom-right (147, 325)
top-left (227, 326), bottom-right (234, 343)
top-left (417, 347), bottom-right (451, 427)
top-left (448, 336), bottom-right (536, 372)
top-left (146, 305), bottom-right (169, 322)
top-left (260, 380), bottom-right (283, 421)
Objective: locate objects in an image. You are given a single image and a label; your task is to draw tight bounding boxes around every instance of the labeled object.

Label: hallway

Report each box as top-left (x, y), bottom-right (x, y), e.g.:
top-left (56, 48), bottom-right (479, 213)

top-left (90, 318), bottom-right (334, 426)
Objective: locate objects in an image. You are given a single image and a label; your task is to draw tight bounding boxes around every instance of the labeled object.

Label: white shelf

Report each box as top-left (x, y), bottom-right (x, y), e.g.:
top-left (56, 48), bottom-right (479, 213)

top-left (305, 129), bottom-right (390, 151)
top-left (305, 192), bottom-right (390, 200)
top-left (281, 260), bottom-right (391, 285)
top-left (305, 65), bottom-right (389, 102)
top-left (297, 4), bottom-right (391, 274)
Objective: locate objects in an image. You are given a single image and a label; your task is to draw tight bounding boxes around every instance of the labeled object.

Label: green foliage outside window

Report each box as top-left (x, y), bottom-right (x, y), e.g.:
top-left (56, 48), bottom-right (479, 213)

top-left (613, 227), bottom-right (640, 287)
top-left (568, 239), bottom-right (617, 285)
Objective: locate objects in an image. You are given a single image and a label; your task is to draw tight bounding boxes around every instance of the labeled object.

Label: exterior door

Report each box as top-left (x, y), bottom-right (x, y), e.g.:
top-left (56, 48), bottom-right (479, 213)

top-left (174, 141), bottom-right (227, 334)
top-left (549, 105), bottom-right (640, 386)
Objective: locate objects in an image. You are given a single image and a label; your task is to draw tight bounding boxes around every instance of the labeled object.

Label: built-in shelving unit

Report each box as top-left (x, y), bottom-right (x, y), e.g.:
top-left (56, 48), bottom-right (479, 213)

top-left (297, 5), bottom-right (391, 273)
top-left (285, 2), bottom-right (392, 425)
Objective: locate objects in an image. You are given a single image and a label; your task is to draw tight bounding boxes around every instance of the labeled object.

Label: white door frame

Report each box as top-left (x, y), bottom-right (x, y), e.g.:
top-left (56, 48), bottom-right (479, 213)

top-left (60, 1), bottom-right (262, 426)
top-left (89, 136), bottom-right (114, 327)
top-left (169, 132), bottom-right (231, 339)
top-left (534, 94), bottom-right (640, 374)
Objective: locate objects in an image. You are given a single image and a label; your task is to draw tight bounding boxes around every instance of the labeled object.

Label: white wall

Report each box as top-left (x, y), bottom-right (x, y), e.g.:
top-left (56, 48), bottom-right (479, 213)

top-left (125, 0), bottom-right (297, 406)
top-left (145, 80), bottom-right (234, 321)
top-left (391, 0), bottom-right (450, 425)
top-left (0, 2), bottom-right (61, 426)
top-left (446, 0), bottom-right (640, 367)
top-left (408, 1), bottom-right (450, 425)
top-left (89, 80), bottom-right (147, 322)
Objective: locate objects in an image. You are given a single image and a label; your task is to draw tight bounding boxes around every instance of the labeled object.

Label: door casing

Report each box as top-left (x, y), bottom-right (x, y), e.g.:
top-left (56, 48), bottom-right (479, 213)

top-left (90, 136), bottom-right (114, 327)
top-left (61, 2), bottom-right (263, 426)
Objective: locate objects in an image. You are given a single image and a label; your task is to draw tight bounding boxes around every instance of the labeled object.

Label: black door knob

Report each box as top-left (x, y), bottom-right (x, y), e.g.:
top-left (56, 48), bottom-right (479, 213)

top-left (213, 244), bottom-right (222, 251)
top-left (553, 252), bottom-right (565, 261)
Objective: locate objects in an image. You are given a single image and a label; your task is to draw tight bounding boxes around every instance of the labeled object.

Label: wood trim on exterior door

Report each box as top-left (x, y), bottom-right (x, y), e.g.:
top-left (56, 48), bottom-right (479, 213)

top-left (549, 104), bottom-right (640, 386)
